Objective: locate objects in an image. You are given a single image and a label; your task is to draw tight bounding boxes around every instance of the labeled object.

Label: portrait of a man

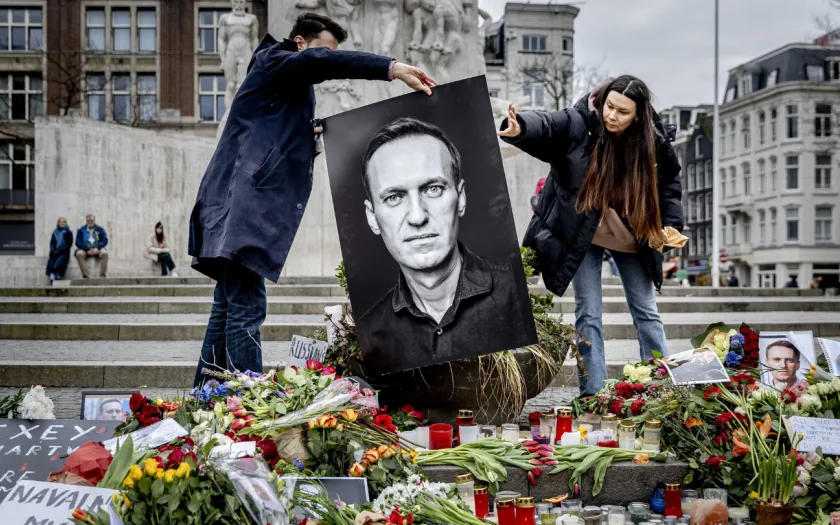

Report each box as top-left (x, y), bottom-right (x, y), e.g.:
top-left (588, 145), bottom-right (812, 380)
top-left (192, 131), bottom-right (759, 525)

top-left (97, 398), bottom-right (126, 421)
top-left (81, 390), bottom-right (137, 421)
top-left (322, 77), bottom-right (537, 376)
top-left (663, 347), bottom-right (729, 385)
top-left (764, 340), bottom-right (808, 392)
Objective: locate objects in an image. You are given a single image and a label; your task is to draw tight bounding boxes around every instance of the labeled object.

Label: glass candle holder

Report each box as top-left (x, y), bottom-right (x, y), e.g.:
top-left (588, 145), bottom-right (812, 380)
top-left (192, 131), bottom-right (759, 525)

top-left (455, 473), bottom-right (476, 513)
top-left (474, 485), bottom-right (489, 518)
top-left (601, 413), bottom-right (618, 434)
top-left (496, 491), bottom-right (521, 513)
top-left (642, 419), bottom-right (662, 452)
top-left (618, 419), bottom-right (637, 451)
top-left (415, 426), bottom-right (430, 449)
top-left (555, 407), bottom-right (574, 444)
top-left (702, 487), bottom-right (728, 503)
top-left (664, 483), bottom-right (681, 517)
top-left (540, 515), bottom-right (558, 525)
top-left (531, 424), bottom-right (551, 445)
top-left (581, 509), bottom-right (603, 525)
top-left (496, 499), bottom-right (516, 525)
top-left (561, 499), bottom-right (582, 516)
top-left (628, 502), bottom-right (650, 524)
top-left (502, 424), bottom-right (520, 442)
top-left (680, 490), bottom-right (698, 516)
top-left (456, 409), bottom-right (474, 446)
top-left (516, 496), bottom-right (536, 525)
top-left (460, 425), bottom-right (480, 445)
top-left (429, 423), bottom-right (453, 450)
top-left (480, 425), bottom-right (497, 439)
top-left (536, 503), bottom-right (553, 518)
top-left (607, 507), bottom-right (626, 525)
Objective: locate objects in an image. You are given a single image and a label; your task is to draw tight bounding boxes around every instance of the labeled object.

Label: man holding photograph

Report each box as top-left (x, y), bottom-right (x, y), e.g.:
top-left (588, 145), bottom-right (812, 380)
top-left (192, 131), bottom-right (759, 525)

top-left (356, 117), bottom-right (533, 375)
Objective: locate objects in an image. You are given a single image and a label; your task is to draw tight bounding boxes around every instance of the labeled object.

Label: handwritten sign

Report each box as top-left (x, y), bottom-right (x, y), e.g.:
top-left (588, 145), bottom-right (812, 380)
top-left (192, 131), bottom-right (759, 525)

top-left (287, 335), bottom-right (329, 369)
top-left (0, 420), bottom-right (119, 503)
top-left (102, 418), bottom-right (187, 455)
top-left (0, 480), bottom-right (119, 525)
top-left (787, 416), bottom-right (840, 455)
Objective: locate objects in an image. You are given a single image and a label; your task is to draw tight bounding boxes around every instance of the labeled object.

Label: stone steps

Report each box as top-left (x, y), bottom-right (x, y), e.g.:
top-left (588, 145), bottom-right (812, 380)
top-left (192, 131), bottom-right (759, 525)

top-left (60, 276), bottom-right (340, 287)
top-left (1, 295), bottom-right (837, 314)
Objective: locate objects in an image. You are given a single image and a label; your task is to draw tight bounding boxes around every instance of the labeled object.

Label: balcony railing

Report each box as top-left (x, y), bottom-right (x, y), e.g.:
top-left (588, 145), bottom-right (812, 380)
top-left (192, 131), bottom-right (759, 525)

top-left (0, 189), bottom-right (34, 207)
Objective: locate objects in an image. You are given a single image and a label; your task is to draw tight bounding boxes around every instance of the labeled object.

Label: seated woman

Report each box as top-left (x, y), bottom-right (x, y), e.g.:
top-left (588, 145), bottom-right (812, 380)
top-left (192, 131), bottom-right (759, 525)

top-left (146, 222), bottom-right (178, 277)
top-left (46, 216), bottom-right (73, 282)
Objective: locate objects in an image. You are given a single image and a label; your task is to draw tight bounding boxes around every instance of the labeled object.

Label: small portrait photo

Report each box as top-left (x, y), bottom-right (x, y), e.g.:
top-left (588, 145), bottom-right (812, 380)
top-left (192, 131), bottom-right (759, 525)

top-left (81, 390), bottom-right (138, 421)
top-left (759, 331), bottom-right (816, 392)
top-left (322, 76), bottom-right (537, 376)
top-left (819, 338), bottom-right (840, 377)
top-left (662, 347), bottom-right (730, 385)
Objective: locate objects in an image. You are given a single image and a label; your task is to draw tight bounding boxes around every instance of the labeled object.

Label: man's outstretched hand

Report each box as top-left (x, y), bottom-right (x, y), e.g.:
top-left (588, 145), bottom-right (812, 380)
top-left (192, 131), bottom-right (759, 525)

top-left (392, 62), bottom-right (437, 95)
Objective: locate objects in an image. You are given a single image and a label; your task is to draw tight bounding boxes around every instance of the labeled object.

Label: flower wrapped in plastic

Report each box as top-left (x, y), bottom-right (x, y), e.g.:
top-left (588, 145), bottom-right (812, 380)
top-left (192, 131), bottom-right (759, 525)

top-left (208, 455), bottom-right (290, 525)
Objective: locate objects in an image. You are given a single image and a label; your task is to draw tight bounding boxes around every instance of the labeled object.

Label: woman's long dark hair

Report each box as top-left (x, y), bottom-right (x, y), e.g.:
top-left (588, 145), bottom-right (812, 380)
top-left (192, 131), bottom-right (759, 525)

top-left (155, 221), bottom-right (165, 243)
top-left (576, 75), bottom-right (666, 247)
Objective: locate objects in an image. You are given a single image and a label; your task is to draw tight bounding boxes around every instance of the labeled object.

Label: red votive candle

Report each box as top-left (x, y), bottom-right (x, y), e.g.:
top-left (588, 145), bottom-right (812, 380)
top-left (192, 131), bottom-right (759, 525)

top-left (496, 498), bottom-right (516, 525)
top-left (429, 423), bottom-right (453, 450)
top-left (554, 407), bottom-right (573, 444)
top-left (456, 409), bottom-right (474, 446)
top-left (515, 496), bottom-right (536, 525)
top-left (664, 482), bottom-right (682, 517)
top-left (474, 486), bottom-right (489, 518)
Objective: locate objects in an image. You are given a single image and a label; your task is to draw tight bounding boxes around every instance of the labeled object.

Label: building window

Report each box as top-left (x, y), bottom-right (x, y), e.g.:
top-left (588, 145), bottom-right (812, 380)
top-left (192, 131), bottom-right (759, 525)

top-left (744, 215), bottom-right (751, 245)
top-left (815, 206), bottom-right (833, 242)
top-left (720, 122), bottom-right (726, 155)
top-left (562, 38), bottom-right (572, 53)
top-left (739, 75), bottom-right (751, 97)
top-left (695, 136), bottom-right (702, 158)
top-left (758, 110), bottom-right (766, 145)
top-left (488, 89), bottom-right (499, 98)
top-left (0, 141), bottom-right (34, 198)
top-left (770, 156), bottom-right (777, 191)
top-left (766, 69), bottom-right (778, 87)
top-left (731, 216), bottom-right (737, 244)
top-left (112, 74), bottom-right (130, 121)
top-left (770, 107), bottom-right (778, 141)
top-left (785, 155), bottom-right (799, 190)
top-left (729, 166), bottom-right (736, 196)
top-left (785, 207), bottom-right (799, 242)
top-left (86, 8), bottom-right (105, 51)
top-left (705, 193), bottom-right (711, 219)
top-left (523, 73), bottom-right (545, 108)
top-left (138, 74), bottom-right (156, 122)
top-left (741, 114), bottom-right (751, 149)
top-left (758, 158), bottom-right (766, 193)
top-left (785, 104), bottom-right (798, 138)
top-left (687, 195), bottom-right (694, 222)
top-left (112, 8), bottom-right (130, 52)
top-left (829, 58), bottom-right (840, 81)
top-left (815, 103), bottom-right (832, 137)
top-left (743, 162), bottom-right (751, 195)
top-left (705, 160), bottom-right (712, 187)
top-left (770, 208), bottom-right (777, 244)
top-left (137, 8), bottom-right (156, 52)
top-left (199, 9), bottom-right (230, 53)
top-left (199, 74), bottom-right (226, 122)
top-left (758, 209), bottom-right (766, 245)
top-left (0, 7), bottom-right (42, 51)
top-left (729, 119), bottom-right (736, 151)
top-left (0, 73), bottom-right (42, 121)
top-left (87, 74), bottom-right (105, 121)
top-left (806, 64), bottom-right (825, 81)
top-left (522, 35), bottom-right (546, 52)
top-left (720, 169), bottom-right (727, 199)
top-left (688, 165), bottom-right (695, 191)
top-left (725, 87), bottom-right (735, 103)
top-left (815, 154), bottom-right (832, 189)
top-left (699, 227), bottom-right (706, 254)
top-left (721, 215), bottom-right (727, 245)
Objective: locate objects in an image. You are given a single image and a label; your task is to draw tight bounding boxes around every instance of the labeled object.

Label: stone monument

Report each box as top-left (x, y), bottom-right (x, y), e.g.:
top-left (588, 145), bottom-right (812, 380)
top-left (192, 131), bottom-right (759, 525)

top-left (216, 0), bottom-right (260, 139)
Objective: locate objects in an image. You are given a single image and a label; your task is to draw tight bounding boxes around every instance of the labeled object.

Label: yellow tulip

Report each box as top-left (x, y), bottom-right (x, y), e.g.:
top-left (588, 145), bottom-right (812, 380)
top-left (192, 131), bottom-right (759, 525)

top-left (122, 476), bottom-right (135, 488)
top-left (155, 469), bottom-right (164, 479)
top-left (748, 491), bottom-right (759, 499)
top-left (307, 419), bottom-right (318, 430)
top-left (175, 462), bottom-right (191, 478)
top-left (144, 458), bottom-right (159, 477)
top-left (164, 469), bottom-right (177, 483)
top-left (129, 464), bottom-right (143, 480)
top-left (123, 494), bottom-right (131, 509)
top-left (341, 409), bottom-right (359, 422)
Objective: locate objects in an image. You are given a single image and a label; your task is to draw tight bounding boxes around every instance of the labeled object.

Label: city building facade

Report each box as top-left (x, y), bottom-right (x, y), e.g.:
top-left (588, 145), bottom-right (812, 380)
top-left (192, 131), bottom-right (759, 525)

top-left (0, 0), bottom-right (267, 253)
top-left (483, 2), bottom-right (577, 110)
top-left (719, 43), bottom-right (840, 288)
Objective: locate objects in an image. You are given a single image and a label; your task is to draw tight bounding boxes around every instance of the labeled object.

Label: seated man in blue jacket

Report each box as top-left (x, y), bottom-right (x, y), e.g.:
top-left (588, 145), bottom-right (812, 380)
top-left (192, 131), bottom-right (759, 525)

top-left (189, 13), bottom-right (436, 387)
top-left (75, 214), bottom-right (109, 278)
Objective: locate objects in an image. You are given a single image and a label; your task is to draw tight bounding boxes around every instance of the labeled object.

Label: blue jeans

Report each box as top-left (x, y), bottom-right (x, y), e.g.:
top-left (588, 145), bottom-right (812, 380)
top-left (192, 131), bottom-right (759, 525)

top-left (46, 253), bottom-right (70, 279)
top-left (572, 245), bottom-right (668, 396)
top-left (193, 262), bottom-right (266, 387)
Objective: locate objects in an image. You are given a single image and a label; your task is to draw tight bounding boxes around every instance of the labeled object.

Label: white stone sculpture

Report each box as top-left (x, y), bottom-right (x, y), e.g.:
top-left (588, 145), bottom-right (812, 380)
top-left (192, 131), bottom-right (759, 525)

top-left (373, 0), bottom-right (400, 56)
top-left (216, 0), bottom-right (259, 138)
top-left (405, 0), bottom-right (465, 83)
top-left (295, 0), bottom-right (364, 48)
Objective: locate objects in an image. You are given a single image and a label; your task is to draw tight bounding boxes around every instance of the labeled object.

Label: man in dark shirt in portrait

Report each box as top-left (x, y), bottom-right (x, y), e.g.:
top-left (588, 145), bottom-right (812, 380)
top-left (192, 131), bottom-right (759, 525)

top-left (356, 117), bottom-right (535, 376)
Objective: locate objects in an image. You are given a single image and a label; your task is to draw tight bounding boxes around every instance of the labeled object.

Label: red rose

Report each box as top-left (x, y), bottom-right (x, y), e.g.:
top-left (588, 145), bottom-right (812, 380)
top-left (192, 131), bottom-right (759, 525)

top-left (139, 416), bottom-right (160, 427)
top-left (321, 366), bottom-right (336, 376)
top-left (408, 410), bottom-right (424, 420)
top-left (610, 396), bottom-right (626, 416)
top-left (401, 404), bottom-right (415, 413)
top-left (129, 393), bottom-right (147, 412)
top-left (141, 404), bottom-right (162, 418)
top-left (615, 382), bottom-right (633, 397)
top-left (166, 448), bottom-right (186, 469)
top-left (154, 456), bottom-right (165, 469)
top-left (630, 399), bottom-right (646, 415)
top-left (528, 411), bottom-right (541, 425)
top-left (705, 456), bottom-right (726, 467)
top-left (305, 360), bottom-right (324, 371)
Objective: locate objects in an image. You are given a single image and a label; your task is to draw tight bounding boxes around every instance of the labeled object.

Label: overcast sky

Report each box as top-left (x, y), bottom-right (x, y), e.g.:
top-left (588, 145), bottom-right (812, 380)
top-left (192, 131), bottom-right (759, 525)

top-left (478, 0), bottom-right (838, 108)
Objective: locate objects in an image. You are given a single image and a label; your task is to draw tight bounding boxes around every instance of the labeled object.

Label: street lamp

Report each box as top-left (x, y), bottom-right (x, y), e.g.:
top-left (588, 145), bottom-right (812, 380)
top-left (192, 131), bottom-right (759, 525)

top-left (711, 0), bottom-right (721, 288)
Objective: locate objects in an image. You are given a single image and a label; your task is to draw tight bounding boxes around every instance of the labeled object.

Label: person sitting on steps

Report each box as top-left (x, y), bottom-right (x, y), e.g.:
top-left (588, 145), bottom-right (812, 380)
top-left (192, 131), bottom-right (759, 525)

top-left (46, 216), bottom-right (73, 283)
top-left (75, 214), bottom-right (109, 278)
top-left (146, 222), bottom-right (178, 277)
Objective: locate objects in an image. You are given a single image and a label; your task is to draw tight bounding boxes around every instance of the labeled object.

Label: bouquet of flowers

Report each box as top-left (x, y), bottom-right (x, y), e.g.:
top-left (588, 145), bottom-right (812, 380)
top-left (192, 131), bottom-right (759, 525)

top-left (691, 322), bottom-right (760, 370)
top-left (12, 385), bottom-right (55, 420)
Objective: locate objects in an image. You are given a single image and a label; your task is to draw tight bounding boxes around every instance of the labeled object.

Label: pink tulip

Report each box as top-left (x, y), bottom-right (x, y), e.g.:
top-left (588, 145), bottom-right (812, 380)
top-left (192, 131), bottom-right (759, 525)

top-left (540, 459), bottom-right (559, 466)
top-left (538, 449), bottom-right (553, 457)
top-left (226, 396), bottom-right (242, 410)
top-left (230, 419), bottom-right (246, 431)
top-left (232, 407), bottom-right (247, 418)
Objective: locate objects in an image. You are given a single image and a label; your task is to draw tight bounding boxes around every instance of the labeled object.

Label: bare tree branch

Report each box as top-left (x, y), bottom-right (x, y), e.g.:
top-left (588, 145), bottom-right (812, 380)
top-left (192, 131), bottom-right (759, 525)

top-left (517, 52), bottom-right (610, 110)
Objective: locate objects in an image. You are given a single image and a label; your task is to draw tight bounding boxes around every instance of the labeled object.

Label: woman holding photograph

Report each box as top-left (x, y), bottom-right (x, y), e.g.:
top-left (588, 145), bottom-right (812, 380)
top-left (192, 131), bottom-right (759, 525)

top-left (498, 75), bottom-right (685, 396)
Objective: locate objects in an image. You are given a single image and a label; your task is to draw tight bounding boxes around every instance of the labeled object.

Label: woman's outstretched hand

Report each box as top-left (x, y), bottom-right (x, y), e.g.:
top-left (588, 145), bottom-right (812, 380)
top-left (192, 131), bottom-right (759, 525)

top-left (497, 104), bottom-right (521, 138)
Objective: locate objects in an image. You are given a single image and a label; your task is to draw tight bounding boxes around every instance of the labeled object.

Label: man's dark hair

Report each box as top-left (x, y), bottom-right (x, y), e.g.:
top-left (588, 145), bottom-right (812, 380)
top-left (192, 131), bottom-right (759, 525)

top-left (767, 340), bottom-right (800, 361)
top-left (289, 13), bottom-right (347, 43)
top-left (361, 117), bottom-right (461, 202)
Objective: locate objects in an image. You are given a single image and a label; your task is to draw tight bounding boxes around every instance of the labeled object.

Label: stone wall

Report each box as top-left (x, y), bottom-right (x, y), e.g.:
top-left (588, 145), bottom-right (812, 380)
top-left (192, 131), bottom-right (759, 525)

top-left (0, 116), bottom-right (549, 286)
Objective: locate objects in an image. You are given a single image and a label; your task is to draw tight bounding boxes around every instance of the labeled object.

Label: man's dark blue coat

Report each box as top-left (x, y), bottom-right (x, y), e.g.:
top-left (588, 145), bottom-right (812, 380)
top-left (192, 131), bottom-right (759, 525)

top-left (189, 35), bottom-right (392, 281)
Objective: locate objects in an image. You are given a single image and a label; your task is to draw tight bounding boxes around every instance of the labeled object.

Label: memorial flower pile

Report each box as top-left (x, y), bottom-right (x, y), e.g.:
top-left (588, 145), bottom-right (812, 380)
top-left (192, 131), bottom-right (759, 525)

top-left (9, 385), bottom-right (56, 420)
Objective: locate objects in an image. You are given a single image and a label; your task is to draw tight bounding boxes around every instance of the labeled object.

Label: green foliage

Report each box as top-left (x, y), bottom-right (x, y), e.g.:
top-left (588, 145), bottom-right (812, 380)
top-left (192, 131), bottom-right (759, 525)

top-left (0, 389), bottom-right (24, 418)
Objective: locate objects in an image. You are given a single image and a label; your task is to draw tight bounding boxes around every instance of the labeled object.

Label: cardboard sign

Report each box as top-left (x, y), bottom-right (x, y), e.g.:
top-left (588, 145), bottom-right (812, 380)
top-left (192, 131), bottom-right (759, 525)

top-left (287, 335), bottom-right (329, 369)
top-left (0, 420), bottom-right (119, 503)
top-left (786, 416), bottom-right (840, 455)
top-left (102, 418), bottom-right (187, 455)
top-left (0, 479), bottom-right (119, 525)
top-left (209, 441), bottom-right (256, 460)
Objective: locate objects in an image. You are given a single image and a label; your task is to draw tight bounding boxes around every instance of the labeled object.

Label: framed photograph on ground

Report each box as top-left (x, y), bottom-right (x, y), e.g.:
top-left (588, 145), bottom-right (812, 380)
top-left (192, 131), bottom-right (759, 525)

top-left (662, 347), bottom-right (729, 385)
top-left (80, 390), bottom-right (138, 421)
top-left (322, 75), bottom-right (537, 376)
top-left (758, 331), bottom-right (816, 392)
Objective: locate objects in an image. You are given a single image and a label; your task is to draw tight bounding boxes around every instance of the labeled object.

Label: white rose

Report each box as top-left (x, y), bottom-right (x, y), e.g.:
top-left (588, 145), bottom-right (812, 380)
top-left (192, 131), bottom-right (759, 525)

top-left (831, 377), bottom-right (840, 392)
top-left (833, 467), bottom-right (840, 482)
top-left (635, 366), bottom-right (653, 378)
top-left (807, 384), bottom-right (819, 396)
top-left (798, 394), bottom-right (823, 412)
top-left (623, 363), bottom-right (636, 378)
top-left (798, 470), bottom-right (811, 486)
top-left (639, 376), bottom-right (653, 385)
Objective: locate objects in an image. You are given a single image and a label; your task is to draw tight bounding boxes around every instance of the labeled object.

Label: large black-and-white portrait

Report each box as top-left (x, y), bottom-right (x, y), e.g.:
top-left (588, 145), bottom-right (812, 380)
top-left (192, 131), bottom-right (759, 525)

top-left (322, 76), bottom-right (537, 376)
